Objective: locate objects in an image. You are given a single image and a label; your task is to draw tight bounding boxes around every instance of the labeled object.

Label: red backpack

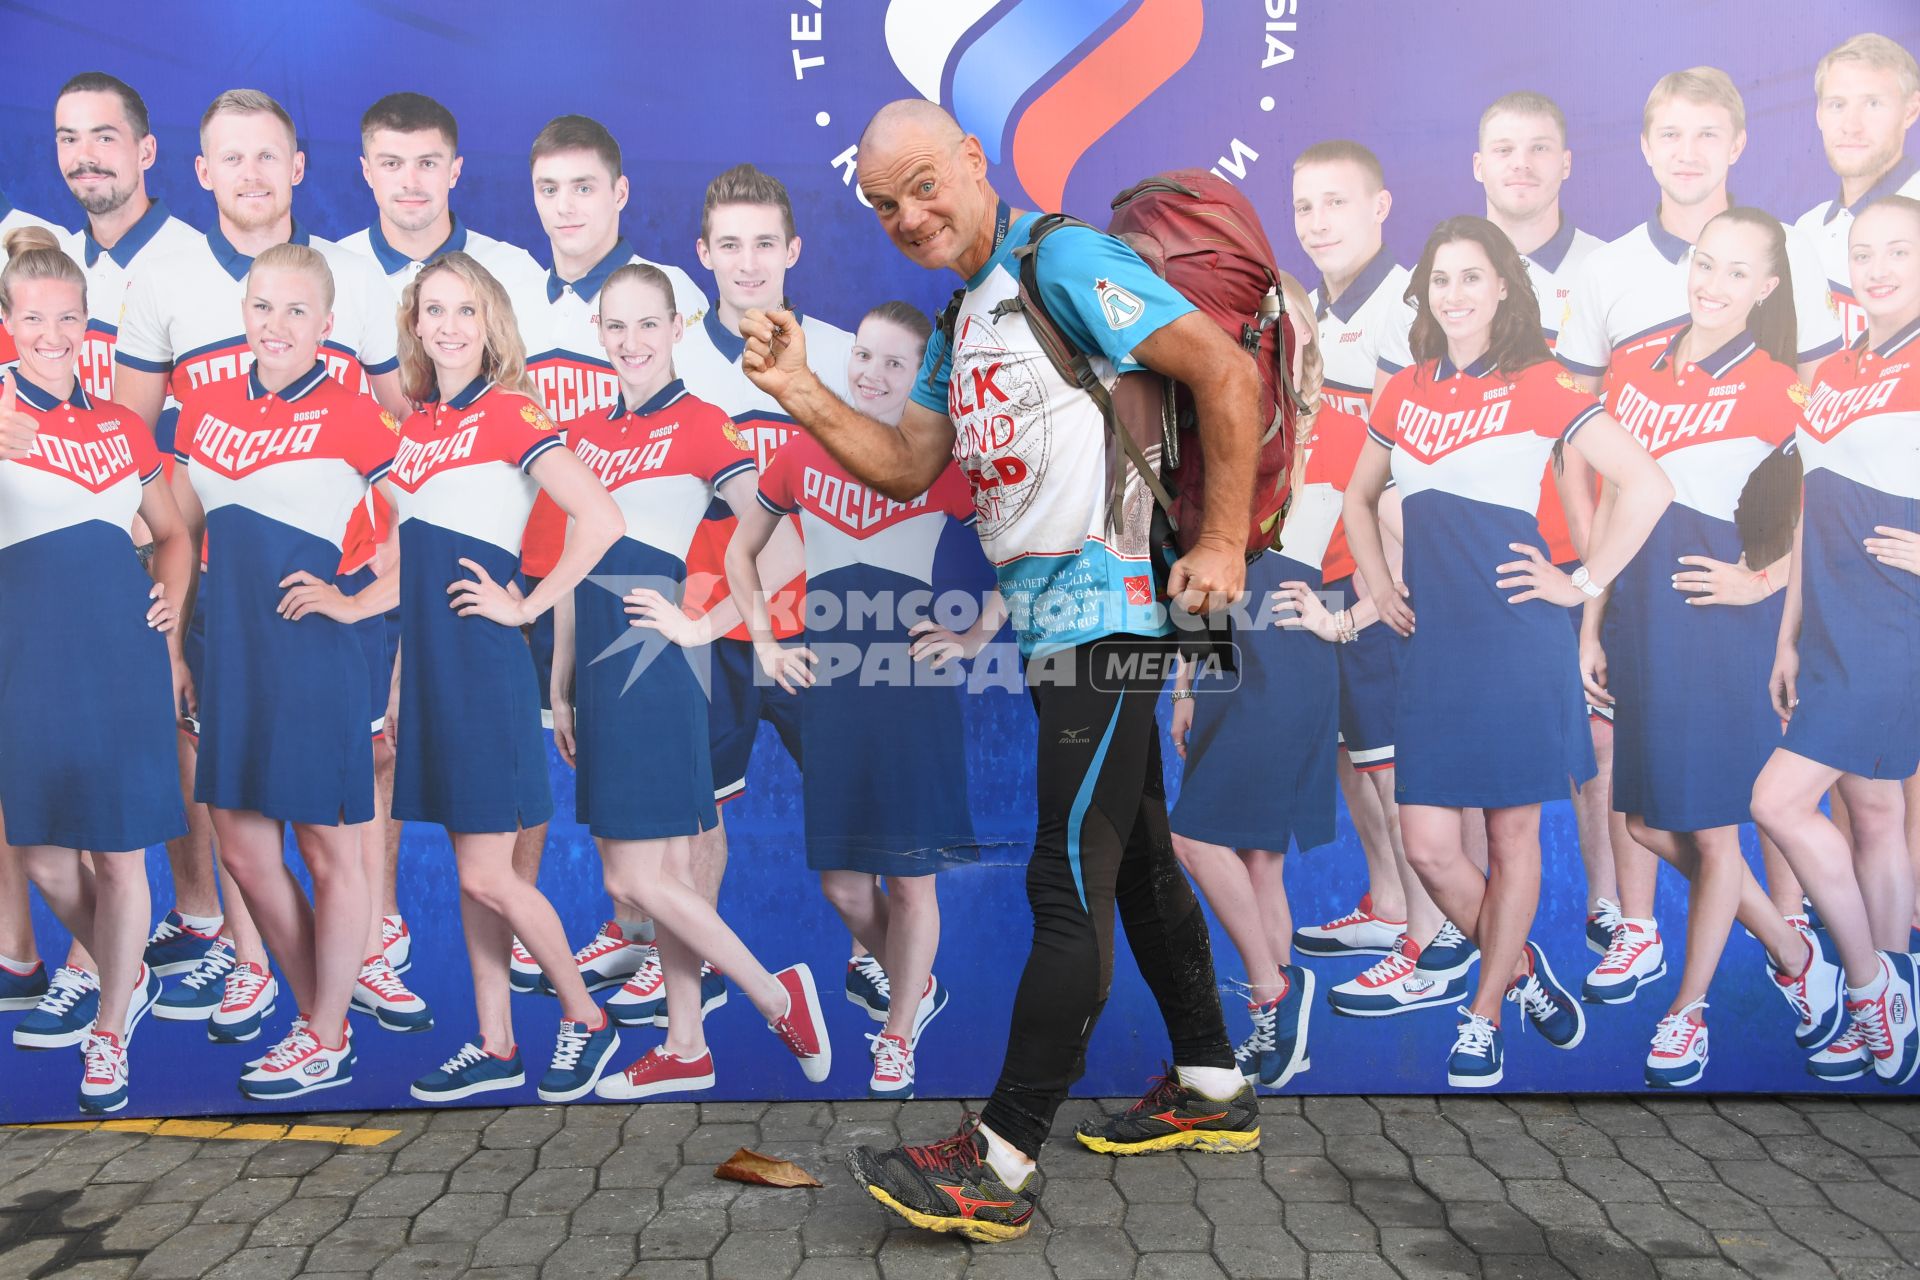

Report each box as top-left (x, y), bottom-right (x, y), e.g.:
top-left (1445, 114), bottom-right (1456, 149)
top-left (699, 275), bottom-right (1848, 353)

top-left (941, 170), bottom-right (1303, 564)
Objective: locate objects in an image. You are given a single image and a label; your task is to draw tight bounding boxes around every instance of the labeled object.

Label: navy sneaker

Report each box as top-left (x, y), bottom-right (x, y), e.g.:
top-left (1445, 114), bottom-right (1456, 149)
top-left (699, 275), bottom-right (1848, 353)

top-left (411, 1040), bottom-right (526, 1102)
top-left (144, 911), bottom-right (222, 977)
top-left (1420, 922), bottom-right (1478, 980)
top-left (537, 1015), bottom-right (619, 1102)
top-left (79, 1030), bottom-right (130, 1114)
top-left (0, 957), bottom-right (48, 1011)
top-left (1446, 1009), bottom-right (1503, 1087)
top-left (208, 963), bottom-right (277, 1044)
top-left (845, 953), bottom-right (889, 1021)
top-left (14, 966), bottom-right (99, 1049)
top-left (1586, 899), bottom-right (1621, 956)
top-left (652, 964), bottom-right (731, 1029)
top-left (153, 938), bottom-right (236, 1022)
top-left (1508, 942), bottom-right (1586, 1050)
top-left (1236, 964), bottom-right (1313, 1088)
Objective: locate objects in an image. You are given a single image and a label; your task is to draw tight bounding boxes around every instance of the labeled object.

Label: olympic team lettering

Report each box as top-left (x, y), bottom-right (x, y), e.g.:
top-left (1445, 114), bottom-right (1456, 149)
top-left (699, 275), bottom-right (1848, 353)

top-left (1394, 396), bottom-right (1512, 462)
top-left (1609, 384), bottom-right (1741, 455)
top-left (732, 412), bottom-right (800, 469)
top-left (187, 412), bottom-right (325, 475)
top-left (800, 464), bottom-right (933, 533)
top-left (78, 330), bottom-right (116, 403)
top-left (389, 425), bottom-right (481, 487)
top-left (1802, 375), bottom-right (1903, 441)
top-left (529, 358), bottom-right (620, 425)
top-left (574, 435), bottom-right (675, 486)
top-left (174, 343), bottom-right (362, 401)
top-left (23, 429), bottom-right (136, 491)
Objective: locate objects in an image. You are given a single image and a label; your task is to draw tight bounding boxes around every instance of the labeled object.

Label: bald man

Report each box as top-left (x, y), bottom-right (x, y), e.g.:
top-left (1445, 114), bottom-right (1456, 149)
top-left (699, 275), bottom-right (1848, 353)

top-left (739, 98), bottom-right (1263, 1242)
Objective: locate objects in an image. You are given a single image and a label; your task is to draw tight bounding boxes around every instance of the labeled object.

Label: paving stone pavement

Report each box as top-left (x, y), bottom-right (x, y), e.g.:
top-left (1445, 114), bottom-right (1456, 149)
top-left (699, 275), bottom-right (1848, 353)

top-left (2, 1094), bottom-right (1918, 1279)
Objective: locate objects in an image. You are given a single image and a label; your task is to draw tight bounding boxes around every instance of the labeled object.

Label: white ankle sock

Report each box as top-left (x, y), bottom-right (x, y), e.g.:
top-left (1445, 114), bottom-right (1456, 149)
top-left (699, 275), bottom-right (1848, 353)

top-left (1176, 1064), bottom-right (1246, 1101)
top-left (977, 1122), bottom-right (1035, 1188)
top-left (0, 953), bottom-right (34, 973)
top-left (178, 912), bottom-right (223, 934)
top-left (1849, 967), bottom-right (1890, 1004)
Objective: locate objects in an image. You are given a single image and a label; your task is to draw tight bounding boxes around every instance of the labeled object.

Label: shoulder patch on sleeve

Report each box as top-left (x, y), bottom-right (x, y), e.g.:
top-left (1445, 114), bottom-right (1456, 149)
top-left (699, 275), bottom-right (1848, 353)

top-left (1556, 369), bottom-right (1580, 391)
top-left (722, 419), bottom-right (753, 453)
top-left (380, 409), bottom-right (402, 435)
top-left (1788, 381), bottom-right (1810, 407)
top-left (1094, 277), bottom-right (1145, 330)
top-left (520, 402), bottom-right (557, 433)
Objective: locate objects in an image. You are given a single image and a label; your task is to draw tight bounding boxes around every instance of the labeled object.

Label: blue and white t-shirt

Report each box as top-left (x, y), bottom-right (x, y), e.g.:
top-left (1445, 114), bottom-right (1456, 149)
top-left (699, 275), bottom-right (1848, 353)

top-left (911, 214), bottom-right (1192, 656)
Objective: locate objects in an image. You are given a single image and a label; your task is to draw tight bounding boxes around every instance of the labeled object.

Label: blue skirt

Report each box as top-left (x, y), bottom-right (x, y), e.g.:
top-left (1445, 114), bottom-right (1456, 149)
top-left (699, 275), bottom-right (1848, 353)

top-left (1394, 492), bottom-right (1596, 809)
top-left (0, 525), bottom-right (186, 850)
top-left (1783, 471), bottom-right (1920, 778)
top-left (392, 522), bottom-right (553, 833)
top-left (1171, 551), bottom-right (1337, 852)
top-left (1607, 506), bottom-right (1782, 832)
top-left (570, 539), bottom-right (717, 840)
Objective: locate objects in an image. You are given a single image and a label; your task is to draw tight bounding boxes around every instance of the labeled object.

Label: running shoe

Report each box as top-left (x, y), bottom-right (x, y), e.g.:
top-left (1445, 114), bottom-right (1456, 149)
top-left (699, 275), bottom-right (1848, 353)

top-left (78, 1030), bottom-right (130, 1114)
top-left (14, 966), bottom-right (99, 1049)
top-left (1582, 918), bottom-right (1665, 1004)
top-left (1236, 964), bottom-right (1313, 1088)
top-left (768, 963), bottom-right (832, 1083)
top-left (209, 963), bottom-right (278, 1044)
top-left (153, 938), bottom-right (236, 1022)
top-left (596, 1046), bottom-right (716, 1100)
top-left (508, 936), bottom-right (541, 994)
top-left (606, 951), bottom-right (665, 1027)
top-left (381, 915), bottom-right (413, 975)
top-left (239, 1024), bottom-right (353, 1099)
top-left (537, 924), bottom-right (651, 995)
top-left (0, 957), bottom-right (48, 1011)
top-left (1854, 952), bottom-right (1920, 1086)
top-left (247, 1015), bottom-right (309, 1071)
top-left (848, 1117), bottom-right (1044, 1243)
top-left (350, 956), bottom-right (433, 1032)
top-left (127, 964), bottom-right (161, 1039)
top-left (536, 1014), bottom-right (619, 1102)
top-left (411, 1040), bottom-right (525, 1102)
top-left (868, 1032), bottom-right (916, 1099)
top-left (653, 964), bottom-right (730, 1029)
top-left (1645, 999), bottom-right (1710, 1088)
top-left (1446, 1008), bottom-right (1503, 1088)
top-left (1293, 893), bottom-right (1405, 957)
top-left (1586, 899), bottom-right (1621, 955)
top-left (1509, 942), bottom-right (1585, 1049)
top-left (1419, 921), bottom-right (1478, 980)
top-left (905, 973), bottom-right (948, 1049)
top-left (1808, 1019), bottom-right (1874, 1082)
top-left (846, 953), bottom-right (889, 1020)
top-left (144, 911), bottom-right (223, 977)
top-left (1329, 934), bottom-right (1466, 1017)
top-left (1771, 922), bottom-right (1845, 1050)
top-left (1073, 1068), bottom-right (1261, 1155)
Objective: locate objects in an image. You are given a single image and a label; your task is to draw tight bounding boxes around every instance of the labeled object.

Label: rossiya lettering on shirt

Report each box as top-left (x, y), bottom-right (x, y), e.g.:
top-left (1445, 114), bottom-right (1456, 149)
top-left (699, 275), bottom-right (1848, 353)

top-left (22, 428), bottom-right (137, 489)
top-left (389, 420), bottom-right (483, 488)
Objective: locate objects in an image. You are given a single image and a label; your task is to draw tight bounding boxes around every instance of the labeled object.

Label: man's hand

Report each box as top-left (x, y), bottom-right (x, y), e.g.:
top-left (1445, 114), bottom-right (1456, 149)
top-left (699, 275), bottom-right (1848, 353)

top-left (740, 307), bottom-right (814, 404)
top-left (1166, 540), bottom-right (1245, 616)
top-left (0, 377), bottom-right (38, 461)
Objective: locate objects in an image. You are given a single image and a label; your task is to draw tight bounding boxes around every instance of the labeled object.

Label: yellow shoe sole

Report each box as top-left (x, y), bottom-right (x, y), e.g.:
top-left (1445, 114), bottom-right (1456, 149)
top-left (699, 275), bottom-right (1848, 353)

top-left (864, 1184), bottom-right (1033, 1243)
top-left (1074, 1125), bottom-right (1262, 1156)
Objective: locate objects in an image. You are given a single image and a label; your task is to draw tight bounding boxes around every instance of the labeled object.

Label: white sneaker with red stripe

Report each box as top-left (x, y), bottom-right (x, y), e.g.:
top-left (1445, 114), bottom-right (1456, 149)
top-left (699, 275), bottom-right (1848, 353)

top-left (537, 923), bottom-right (650, 995)
top-left (78, 1030), bottom-right (130, 1113)
top-left (594, 1046), bottom-right (716, 1100)
top-left (768, 964), bottom-right (831, 1083)
top-left (509, 937), bottom-right (541, 994)
top-left (1294, 894), bottom-right (1405, 957)
top-left (247, 1015), bottom-right (310, 1071)
top-left (239, 1023), bottom-right (353, 1099)
top-left (209, 963), bottom-right (278, 1043)
top-left (1581, 918), bottom-right (1665, 1004)
top-left (1645, 999), bottom-right (1709, 1088)
top-left (1329, 934), bottom-right (1469, 1017)
top-left (1771, 922), bottom-right (1844, 1050)
top-left (351, 957), bottom-right (433, 1032)
top-left (606, 951), bottom-right (665, 1027)
top-left (1808, 1019), bottom-right (1874, 1081)
top-left (1852, 953), bottom-right (1920, 1086)
top-left (868, 1031), bottom-right (915, 1099)
top-left (381, 915), bottom-right (413, 974)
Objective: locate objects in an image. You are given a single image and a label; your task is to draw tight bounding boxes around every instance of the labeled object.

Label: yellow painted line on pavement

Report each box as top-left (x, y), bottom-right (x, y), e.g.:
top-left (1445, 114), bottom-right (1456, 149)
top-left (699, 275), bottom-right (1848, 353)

top-left (6, 1118), bottom-right (399, 1146)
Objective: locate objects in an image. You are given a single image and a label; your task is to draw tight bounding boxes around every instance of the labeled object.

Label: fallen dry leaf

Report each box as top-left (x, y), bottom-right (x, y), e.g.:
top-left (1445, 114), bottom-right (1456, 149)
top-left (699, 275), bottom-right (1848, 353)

top-left (714, 1147), bottom-right (823, 1188)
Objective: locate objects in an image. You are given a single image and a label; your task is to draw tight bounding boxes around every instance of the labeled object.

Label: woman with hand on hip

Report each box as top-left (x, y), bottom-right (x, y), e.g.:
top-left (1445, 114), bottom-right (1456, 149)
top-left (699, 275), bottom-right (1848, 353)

top-left (1343, 215), bottom-right (1673, 1088)
top-left (384, 252), bottom-right (626, 1105)
top-left (0, 226), bottom-right (189, 1111)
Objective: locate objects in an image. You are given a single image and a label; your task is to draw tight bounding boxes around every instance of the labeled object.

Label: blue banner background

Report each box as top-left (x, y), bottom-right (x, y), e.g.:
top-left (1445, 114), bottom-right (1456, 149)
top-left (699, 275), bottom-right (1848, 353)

top-left (2, 0), bottom-right (1917, 1119)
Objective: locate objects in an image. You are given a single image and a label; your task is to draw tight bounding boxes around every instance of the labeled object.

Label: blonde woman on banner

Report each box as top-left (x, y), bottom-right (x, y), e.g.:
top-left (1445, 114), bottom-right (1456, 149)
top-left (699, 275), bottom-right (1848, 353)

top-left (1343, 215), bottom-right (1673, 1088)
top-left (1753, 195), bottom-right (1920, 1087)
top-left (1580, 209), bottom-right (1844, 1088)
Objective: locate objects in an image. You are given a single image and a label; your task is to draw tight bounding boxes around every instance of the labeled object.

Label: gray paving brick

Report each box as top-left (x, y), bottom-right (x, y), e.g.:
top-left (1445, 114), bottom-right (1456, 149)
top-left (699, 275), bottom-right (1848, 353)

top-left (1760, 1134), bottom-right (1886, 1181)
top-left (1322, 1136), bottom-right (1409, 1180)
top-left (55, 1259), bottom-right (142, 1280)
top-left (1820, 1178), bottom-right (1920, 1233)
top-left (1261, 1155), bottom-right (1350, 1202)
top-left (1542, 1228), bottom-right (1657, 1280)
top-left (1044, 1224), bottom-right (1136, 1279)
top-left (85, 1200), bottom-right (195, 1255)
top-left (535, 1125), bottom-right (620, 1169)
top-left (247, 1192), bottom-right (351, 1246)
top-left (138, 1156), bottom-right (244, 1204)
top-left (390, 1131), bottom-right (479, 1174)
top-left (1710, 1100), bottom-right (1812, 1138)
top-left (1111, 1156), bottom-right (1197, 1203)
top-left (873, 1229), bottom-right (968, 1280)
top-left (1281, 1200), bottom-right (1375, 1251)
top-left (1663, 1116), bottom-right (1766, 1160)
top-left (1446, 1200), bottom-right (1548, 1254)
top-left (1350, 1177), bottom-right (1444, 1230)
top-left (792, 1260), bottom-right (882, 1280)
top-left (1710, 1158), bottom-right (1827, 1207)
top-left (297, 1153), bottom-right (392, 1199)
top-left (128, 1221), bottom-right (248, 1279)
top-left (192, 1174), bottom-right (296, 1224)
top-left (356, 1171), bottom-right (449, 1217)
top-left (1380, 1225), bottom-right (1479, 1278)
top-left (1410, 1153), bottom-right (1506, 1202)
top-left (91, 1143), bottom-right (197, 1185)
top-left (406, 1191), bottom-right (505, 1245)
top-left (1767, 1204), bottom-right (1896, 1258)
top-left (1573, 1099), bottom-right (1666, 1138)
top-left (474, 1214), bottom-right (567, 1267)
top-left (1482, 1256), bottom-right (1575, 1280)
top-left (1505, 1178), bottom-right (1609, 1231)
top-left (1710, 1228), bottom-right (1839, 1278)
top-left (1561, 1155), bottom-right (1664, 1204)
top-left (638, 1206), bottom-right (730, 1260)
top-left (1124, 1201), bottom-right (1211, 1252)
top-left (1303, 1097), bottom-right (1380, 1136)
top-left (1256, 1114), bottom-right (1324, 1155)
top-left (1811, 1112), bottom-right (1920, 1160)
top-left (1295, 1254), bottom-right (1397, 1280)
top-left (306, 1215), bottom-right (410, 1272)
top-left (1192, 1177), bottom-right (1280, 1226)
top-left (1601, 1201), bottom-right (1717, 1259)
top-left (1524, 1116), bottom-right (1617, 1159)
top-left (1664, 1182), bottom-right (1774, 1232)
top-left (543, 1233), bottom-right (638, 1276)
top-left (1039, 1178), bottom-right (1126, 1227)
top-left (506, 1167), bottom-right (594, 1217)
top-left (370, 1242), bottom-right (469, 1277)
top-left (574, 1187), bottom-right (658, 1235)
top-left (1208, 1222), bottom-right (1304, 1278)
top-left (243, 1140), bottom-right (337, 1179)
top-left (1619, 1137), bottom-right (1717, 1183)
top-left (727, 1186), bottom-right (813, 1231)
top-left (1135, 1252), bottom-right (1228, 1279)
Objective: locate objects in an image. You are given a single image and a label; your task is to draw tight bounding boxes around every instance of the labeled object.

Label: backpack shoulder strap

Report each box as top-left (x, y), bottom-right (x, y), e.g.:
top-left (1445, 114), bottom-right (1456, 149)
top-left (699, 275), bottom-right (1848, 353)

top-left (930, 286), bottom-right (966, 388)
top-left (998, 215), bottom-right (1179, 527)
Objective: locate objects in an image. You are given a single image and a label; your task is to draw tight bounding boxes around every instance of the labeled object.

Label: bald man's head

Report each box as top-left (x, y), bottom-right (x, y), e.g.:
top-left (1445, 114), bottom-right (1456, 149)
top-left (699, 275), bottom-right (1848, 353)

top-left (855, 98), bottom-right (999, 277)
top-left (859, 98), bottom-right (965, 155)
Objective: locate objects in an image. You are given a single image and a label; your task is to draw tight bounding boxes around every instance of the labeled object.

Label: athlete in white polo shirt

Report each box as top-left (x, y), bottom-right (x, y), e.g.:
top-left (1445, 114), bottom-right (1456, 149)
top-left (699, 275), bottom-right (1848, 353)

top-left (1558, 66), bottom-right (1842, 1007)
top-left (338, 91), bottom-right (552, 1037)
top-left (1796, 34), bottom-right (1920, 347)
top-left (508, 115), bottom-right (708, 1001)
top-left (1289, 140), bottom-right (1450, 992)
top-left (113, 88), bottom-right (410, 1049)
